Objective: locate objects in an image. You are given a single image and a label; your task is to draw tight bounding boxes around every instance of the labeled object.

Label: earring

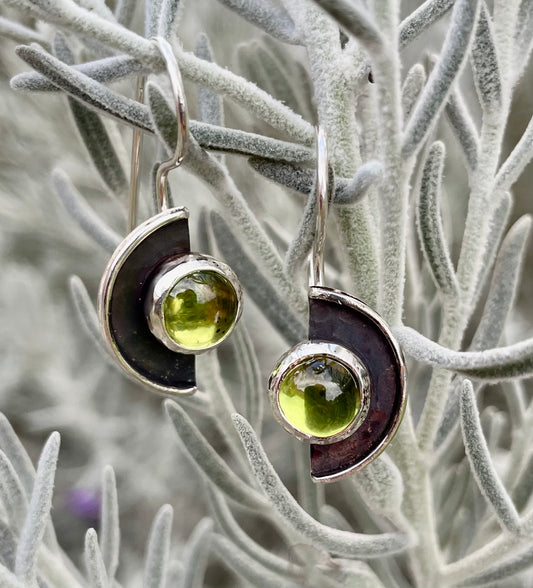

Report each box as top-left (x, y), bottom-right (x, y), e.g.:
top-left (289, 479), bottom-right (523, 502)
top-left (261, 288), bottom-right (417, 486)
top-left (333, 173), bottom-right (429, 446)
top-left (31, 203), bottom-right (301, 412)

top-left (98, 37), bottom-right (242, 396)
top-left (268, 128), bottom-right (406, 481)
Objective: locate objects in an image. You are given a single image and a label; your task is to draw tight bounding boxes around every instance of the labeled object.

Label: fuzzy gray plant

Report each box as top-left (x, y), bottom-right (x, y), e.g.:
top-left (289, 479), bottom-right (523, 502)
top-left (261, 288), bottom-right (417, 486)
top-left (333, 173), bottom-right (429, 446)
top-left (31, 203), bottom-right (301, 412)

top-left (1, 0), bottom-right (533, 587)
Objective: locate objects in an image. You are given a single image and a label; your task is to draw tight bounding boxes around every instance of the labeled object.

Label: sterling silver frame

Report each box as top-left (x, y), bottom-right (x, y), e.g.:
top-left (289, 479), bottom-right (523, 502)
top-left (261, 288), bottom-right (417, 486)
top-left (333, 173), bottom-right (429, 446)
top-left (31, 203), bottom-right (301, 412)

top-left (145, 253), bottom-right (243, 354)
top-left (269, 341), bottom-right (371, 445)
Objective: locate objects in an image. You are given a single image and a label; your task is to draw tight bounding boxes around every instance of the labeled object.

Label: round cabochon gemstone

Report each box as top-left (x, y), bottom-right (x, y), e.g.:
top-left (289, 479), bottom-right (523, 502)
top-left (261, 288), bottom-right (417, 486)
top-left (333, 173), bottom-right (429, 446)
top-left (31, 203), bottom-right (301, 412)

top-left (278, 355), bottom-right (361, 438)
top-left (162, 270), bottom-right (238, 350)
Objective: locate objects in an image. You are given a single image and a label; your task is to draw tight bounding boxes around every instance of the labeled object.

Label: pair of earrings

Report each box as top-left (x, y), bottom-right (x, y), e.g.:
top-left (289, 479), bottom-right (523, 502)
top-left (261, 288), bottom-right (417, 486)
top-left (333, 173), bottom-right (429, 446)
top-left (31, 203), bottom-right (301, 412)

top-left (98, 38), bottom-right (406, 481)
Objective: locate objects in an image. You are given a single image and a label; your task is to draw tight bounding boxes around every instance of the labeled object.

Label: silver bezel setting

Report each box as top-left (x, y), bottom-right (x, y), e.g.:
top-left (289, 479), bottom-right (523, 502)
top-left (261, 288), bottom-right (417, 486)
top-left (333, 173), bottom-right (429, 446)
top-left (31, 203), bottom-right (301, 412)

top-left (145, 253), bottom-right (243, 354)
top-left (269, 341), bottom-right (371, 445)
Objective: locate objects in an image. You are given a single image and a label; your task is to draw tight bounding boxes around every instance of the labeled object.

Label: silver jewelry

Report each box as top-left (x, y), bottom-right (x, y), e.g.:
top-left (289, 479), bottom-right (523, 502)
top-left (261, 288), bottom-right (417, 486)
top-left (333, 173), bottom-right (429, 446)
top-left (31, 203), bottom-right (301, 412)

top-left (268, 127), bottom-right (406, 481)
top-left (98, 37), bottom-right (243, 396)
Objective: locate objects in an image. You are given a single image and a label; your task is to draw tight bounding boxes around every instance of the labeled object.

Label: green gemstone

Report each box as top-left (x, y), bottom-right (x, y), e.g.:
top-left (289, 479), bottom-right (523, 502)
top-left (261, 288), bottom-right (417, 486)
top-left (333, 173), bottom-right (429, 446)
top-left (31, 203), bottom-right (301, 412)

top-left (278, 356), bottom-right (360, 438)
top-left (162, 270), bottom-right (238, 350)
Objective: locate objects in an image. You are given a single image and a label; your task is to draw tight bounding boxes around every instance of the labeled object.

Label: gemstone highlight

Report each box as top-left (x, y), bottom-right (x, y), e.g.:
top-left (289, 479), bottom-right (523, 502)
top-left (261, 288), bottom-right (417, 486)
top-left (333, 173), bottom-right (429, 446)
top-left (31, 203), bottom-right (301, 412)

top-left (162, 270), bottom-right (238, 350)
top-left (277, 355), bottom-right (360, 438)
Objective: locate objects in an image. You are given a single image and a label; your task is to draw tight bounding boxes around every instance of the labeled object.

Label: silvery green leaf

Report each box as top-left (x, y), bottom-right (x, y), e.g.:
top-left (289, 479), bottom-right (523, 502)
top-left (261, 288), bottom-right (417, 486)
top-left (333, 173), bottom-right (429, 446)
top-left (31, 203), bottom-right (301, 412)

top-left (512, 0), bottom-right (533, 82)
top-left (11, 55), bottom-right (146, 92)
top-left (84, 529), bottom-right (108, 588)
top-left (397, 326), bottom-right (533, 381)
top-left (143, 505), bottom-right (172, 588)
top-left (210, 212), bottom-right (306, 345)
top-left (206, 485), bottom-right (295, 578)
top-left (4, 0), bottom-right (156, 61)
top-left (460, 378), bottom-right (521, 534)
top-left (176, 48), bottom-right (313, 142)
top-left (471, 4), bottom-right (502, 112)
top-left (164, 401), bottom-right (267, 510)
top-left (195, 34), bottom-right (223, 128)
top-left (401, 63), bottom-right (426, 121)
top-left (100, 466), bottom-right (119, 583)
top-left (445, 90), bottom-right (479, 171)
top-left (0, 451), bottom-right (28, 531)
top-left (0, 414), bottom-right (36, 499)
top-left (158, 0), bottom-right (183, 38)
top-left (0, 17), bottom-right (49, 46)
top-left (294, 441), bottom-right (323, 521)
top-left (284, 186), bottom-right (316, 285)
top-left (399, 0), bottom-right (454, 48)
top-left (192, 122), bottom-right (311, 161)
top-left (458, 542), bottom-right (533, 586)
top-left (196, 353), bottom-right (253, 478)
top-left (309, 0), bottom-right (384, 52)
top-left (180, 518), bottom-right (213, 588)
top-left (147, 81), bottom-right (311, 161)
top-left (402, 0), bottom-right (480, 159)
top-left (336, 161), bottom-right (383, 204)
top-left (232, 414), bottom-right (410, 558)
top-left (68, 275), bottom-right (110, 360)
top-left (512, 452), bottom-right (533, 512)
top-left (416, 141), bottom-right (459, 298)
top-left (52, 169), bottom-right (122, 253)
top-left (476, 191), bottom-right (512, 294)
top-left (211, 533), bottom-right (301, 588)
top-left (15, 432), bottom-right (60, 586)
top-left (236, 41), bottom-right (301, 116)
top-left (215, 0), bottom-right (300, 44)
top-left (229, 324), bottom-right (263, 434)
top-left (471, 216), bottom-right (531, 350)
top-left (68, 100), bottom-right (128, 196)
top-left (350, 455), bottom-right (404, 517)
top-left (249, 159), bottom-right (381, 204)
top-left (13, 45), bottom-right (152, 130)
top-left (145, 0), bottom-right (163, 37)
top-left (495, 114), bottom-right (533, 192)
top-left (114, 0), bottom-right (137, 26)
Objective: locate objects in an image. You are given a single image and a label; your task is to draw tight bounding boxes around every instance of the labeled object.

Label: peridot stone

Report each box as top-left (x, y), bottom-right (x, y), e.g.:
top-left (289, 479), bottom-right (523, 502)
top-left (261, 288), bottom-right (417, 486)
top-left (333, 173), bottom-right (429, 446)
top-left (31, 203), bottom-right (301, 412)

top-left (278, 356), bottom-right (360, 438)
top-left (162, 270), bottom-right (238, 350)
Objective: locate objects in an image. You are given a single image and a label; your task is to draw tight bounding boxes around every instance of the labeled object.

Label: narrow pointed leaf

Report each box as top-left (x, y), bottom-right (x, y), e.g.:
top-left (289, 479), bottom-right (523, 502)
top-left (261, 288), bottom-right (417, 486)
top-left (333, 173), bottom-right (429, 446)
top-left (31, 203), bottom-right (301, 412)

top-left (84, 529), bottom-right (108, 588)
top-left (206, 485), bottom-right (294, 577)
top-left (164, 401), bottom-right (266, 510)
top-left (195, 33), bottom-right (223, 127)
top-left (402, 63), bottom-right (426, 120)
top-left (471, 216), bottom-right (531, 350)
top-left (471, 4), bottom-right (502, 112)
top-left (100, 466), bottom-right (120, 583)
top-left (402, 0), bottom-right (480, 159)
top-left (215, 0), bottom-right (299, 44)
top-left (143, 505), bottom-right (173, 588)
top-left (232, 414), bottom-right (410, 558)
top-left (460, 380), bottom-right (521, 533)
top-left (399, 0), bottom-right (455, 48)
top-left (181, 518), bottom-right (213, 588)
top-left (416, 141), bottom-right (459, 297)
top-left (52, 169), bottom-right (122, 253)
top-left (15, 432), bottom-right (60, 586)
top-left (212, 534), bottom-right (301, 588)
top-left (445, 90), bottom-right (479, 171)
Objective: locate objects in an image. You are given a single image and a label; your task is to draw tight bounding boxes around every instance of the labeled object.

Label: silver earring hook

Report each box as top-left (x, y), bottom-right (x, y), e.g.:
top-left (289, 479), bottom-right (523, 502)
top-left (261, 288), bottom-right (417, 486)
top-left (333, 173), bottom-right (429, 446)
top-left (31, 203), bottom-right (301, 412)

top-left (311, 126), bottom-right (329, 287)
top-left (153, 36), bottom-right (189, 213)
top-left (127, 38), bottom-right (189, 231)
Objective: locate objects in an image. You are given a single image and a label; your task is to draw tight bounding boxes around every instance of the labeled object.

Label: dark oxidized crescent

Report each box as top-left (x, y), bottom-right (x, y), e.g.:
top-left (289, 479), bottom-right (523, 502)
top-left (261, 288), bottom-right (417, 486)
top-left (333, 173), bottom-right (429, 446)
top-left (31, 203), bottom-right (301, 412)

top-left (97, 207), bottom-right (196, 395)
top-left (308, 286), bottom-right (407, 482)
